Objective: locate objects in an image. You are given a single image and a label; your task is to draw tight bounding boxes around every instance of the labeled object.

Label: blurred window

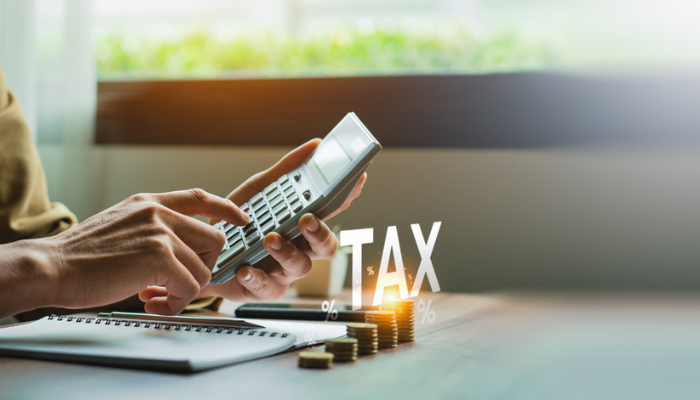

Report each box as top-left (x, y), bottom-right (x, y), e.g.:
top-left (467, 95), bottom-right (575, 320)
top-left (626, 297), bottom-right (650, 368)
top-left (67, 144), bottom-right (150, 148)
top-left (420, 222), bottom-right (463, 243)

top-left (94, 0), bottom-right (556, 80)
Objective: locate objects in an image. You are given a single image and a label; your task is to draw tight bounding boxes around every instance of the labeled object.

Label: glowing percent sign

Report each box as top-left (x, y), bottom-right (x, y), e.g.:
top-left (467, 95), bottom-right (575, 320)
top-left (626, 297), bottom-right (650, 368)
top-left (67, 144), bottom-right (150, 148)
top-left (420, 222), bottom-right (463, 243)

top-left (304, 334), bottom-right (316, 346)
top-left (322, 300), bottom-right (338, 322)
top-left (417, 299), bottom-right (436, 324)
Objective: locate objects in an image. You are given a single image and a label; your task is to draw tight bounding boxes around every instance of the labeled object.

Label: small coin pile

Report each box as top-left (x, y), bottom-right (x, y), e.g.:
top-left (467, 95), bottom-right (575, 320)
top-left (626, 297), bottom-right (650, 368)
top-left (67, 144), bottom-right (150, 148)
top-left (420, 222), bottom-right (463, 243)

top-left (324, 337), bottom-right (358, 362)
top-left (365, 310), bottom-right (397, 349)
top-left (346, 323), bottom-right (378, 355)
top-left (384, 299), bottom-right (416, 343)
top-left (298, 351), bottom-right (334, 369)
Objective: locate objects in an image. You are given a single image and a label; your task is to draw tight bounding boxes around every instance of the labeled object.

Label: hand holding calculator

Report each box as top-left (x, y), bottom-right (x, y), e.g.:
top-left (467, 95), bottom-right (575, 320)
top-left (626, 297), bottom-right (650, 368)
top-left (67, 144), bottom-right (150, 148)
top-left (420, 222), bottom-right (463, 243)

top-left (210, 113), bottom-right (381, 285)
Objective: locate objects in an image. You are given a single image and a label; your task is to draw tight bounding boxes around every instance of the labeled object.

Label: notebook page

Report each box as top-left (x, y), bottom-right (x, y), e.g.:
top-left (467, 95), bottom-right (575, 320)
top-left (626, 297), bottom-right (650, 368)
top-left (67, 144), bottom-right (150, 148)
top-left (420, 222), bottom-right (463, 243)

top-left (0, 317), bottom-right (296, 371)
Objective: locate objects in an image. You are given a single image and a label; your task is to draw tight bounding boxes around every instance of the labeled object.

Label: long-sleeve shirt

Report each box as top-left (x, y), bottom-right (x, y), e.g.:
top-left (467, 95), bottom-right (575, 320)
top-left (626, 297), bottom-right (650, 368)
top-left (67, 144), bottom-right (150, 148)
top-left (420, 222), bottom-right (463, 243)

top-left (0, 63), bottom-right (221, 318)
top-left (0, 63), bottom-right (77, 244)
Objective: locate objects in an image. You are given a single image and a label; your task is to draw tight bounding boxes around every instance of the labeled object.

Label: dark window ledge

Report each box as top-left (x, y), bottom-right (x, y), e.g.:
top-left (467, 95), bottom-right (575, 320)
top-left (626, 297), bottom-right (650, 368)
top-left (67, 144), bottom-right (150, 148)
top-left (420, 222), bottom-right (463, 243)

top-left (96, 73), bottom-right (700, 148)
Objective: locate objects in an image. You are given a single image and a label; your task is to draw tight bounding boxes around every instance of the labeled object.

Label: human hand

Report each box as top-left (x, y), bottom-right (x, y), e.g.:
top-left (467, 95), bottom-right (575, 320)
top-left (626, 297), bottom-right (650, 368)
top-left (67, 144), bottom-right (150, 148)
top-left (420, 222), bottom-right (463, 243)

top-left (39, 189), bottom-right (249, 315)
top-left (140, 139), bottom-right (367, 303)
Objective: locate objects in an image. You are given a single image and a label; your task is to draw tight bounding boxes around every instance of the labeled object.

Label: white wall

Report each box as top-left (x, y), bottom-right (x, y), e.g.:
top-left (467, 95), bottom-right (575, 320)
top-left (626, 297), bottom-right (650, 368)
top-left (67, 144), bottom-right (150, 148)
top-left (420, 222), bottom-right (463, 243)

top-left (37, 145), bottom-right (700, 292)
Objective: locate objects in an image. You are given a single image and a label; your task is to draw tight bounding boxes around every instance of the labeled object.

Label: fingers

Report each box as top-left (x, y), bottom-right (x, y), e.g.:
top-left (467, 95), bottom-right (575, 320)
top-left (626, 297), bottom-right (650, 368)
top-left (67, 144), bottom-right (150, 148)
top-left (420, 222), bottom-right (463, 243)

top-left (297, 214), bottom-right (338, 259)
top-left (263, 232), bottom-right (315, 281)
top-left (212, 232), bottom-right (317, 302)
top-left (139, 285), bottom-right (168, 301)
top-left (147, 254), bottom-right (206, 315)
top-left (226, 139), bottom-right (321, 205)
top-left (141, 238), bottom-right (212, 315)
top-left (157, 209), bottom-right (226, 268)
top-left (149, 188), bottom-right (250, 226)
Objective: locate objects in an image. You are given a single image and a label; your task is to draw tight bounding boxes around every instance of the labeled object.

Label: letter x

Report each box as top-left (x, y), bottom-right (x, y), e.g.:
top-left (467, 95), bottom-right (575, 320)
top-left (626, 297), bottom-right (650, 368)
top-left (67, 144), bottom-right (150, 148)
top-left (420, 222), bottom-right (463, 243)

top-left (410, 222), bottom-right (441, 297)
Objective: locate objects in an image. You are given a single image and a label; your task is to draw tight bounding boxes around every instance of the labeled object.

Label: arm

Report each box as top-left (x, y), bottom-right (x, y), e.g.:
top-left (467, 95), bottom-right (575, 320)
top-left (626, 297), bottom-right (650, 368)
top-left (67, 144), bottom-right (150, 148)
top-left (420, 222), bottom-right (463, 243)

top-left (0, 189), bottom-right (249, 319)
top-left (0, 239), bottom-right (56, 318)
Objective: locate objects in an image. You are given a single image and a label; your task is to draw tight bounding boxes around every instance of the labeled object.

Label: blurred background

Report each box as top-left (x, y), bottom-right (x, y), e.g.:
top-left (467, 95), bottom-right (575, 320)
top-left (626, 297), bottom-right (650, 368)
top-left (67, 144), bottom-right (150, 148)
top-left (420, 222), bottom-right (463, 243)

top-left (1, 0), bottom-right (699, 294)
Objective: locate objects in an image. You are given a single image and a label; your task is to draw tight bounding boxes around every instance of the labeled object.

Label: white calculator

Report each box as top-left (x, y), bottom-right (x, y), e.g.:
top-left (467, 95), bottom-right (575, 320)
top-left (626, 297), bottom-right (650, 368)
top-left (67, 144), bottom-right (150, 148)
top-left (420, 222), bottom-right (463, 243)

top-left (210, 113), bottom-right (382, 285)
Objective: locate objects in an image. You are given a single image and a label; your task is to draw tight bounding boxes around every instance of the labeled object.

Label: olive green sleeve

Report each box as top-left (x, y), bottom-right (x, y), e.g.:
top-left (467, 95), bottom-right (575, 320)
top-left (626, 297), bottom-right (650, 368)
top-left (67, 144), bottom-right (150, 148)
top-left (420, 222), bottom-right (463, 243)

top-left (0, 62), bottom-right (78, 244)
top-left (1, 63), bottom-right (223, 318)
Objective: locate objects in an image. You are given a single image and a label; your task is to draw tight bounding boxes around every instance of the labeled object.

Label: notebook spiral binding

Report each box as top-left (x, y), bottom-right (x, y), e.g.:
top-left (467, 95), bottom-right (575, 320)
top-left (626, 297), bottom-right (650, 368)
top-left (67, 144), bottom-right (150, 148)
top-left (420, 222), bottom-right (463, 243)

top-left (47, 314), bottom-right (288, 338)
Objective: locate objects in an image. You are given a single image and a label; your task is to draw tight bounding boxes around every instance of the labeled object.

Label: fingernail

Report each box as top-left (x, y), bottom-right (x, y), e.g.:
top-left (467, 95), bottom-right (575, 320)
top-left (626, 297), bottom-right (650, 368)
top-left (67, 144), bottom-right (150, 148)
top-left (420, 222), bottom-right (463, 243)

top-left (306, 215), bottom-right (319, 233)
top-left (270, 236), bottom-right (283, 251)
top-left (240, 270), bottom-right (252, 281)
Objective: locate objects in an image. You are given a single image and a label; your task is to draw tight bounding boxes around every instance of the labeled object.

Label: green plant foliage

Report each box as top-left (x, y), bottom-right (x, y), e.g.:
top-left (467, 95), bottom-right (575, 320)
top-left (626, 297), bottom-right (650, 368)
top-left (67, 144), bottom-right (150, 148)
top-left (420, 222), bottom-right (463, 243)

top-left (96, 26), bottom-right (555, 79)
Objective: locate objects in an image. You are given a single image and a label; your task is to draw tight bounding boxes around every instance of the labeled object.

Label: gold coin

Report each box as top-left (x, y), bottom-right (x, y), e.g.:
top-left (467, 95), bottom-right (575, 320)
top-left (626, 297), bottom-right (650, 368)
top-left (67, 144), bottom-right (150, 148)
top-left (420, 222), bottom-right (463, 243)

top-left (346, 323), bottom-right (377, 330)
top-left (366, 310), bottom-right (395, 316)
top-left (298, 352), bottom-right (333, 369)
top-left (333, 358), bottom-right (357, 363)
top-left (326, 338), bottom-right (357, 345)
top-left (347, 331), bottom-right (378, 336)
top-left (326, 347), bottom-right (358, 353)
top-left (325, 347), bottom-right (357, 352)
top-left (299, 352), bottom-right (333, 360)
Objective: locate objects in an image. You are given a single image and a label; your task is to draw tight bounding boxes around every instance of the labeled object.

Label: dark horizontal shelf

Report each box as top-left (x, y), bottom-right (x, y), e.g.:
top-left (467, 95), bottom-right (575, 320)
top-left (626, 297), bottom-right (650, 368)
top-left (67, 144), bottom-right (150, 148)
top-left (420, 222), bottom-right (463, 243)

top-left (95, 73), bottom-right (700, 148)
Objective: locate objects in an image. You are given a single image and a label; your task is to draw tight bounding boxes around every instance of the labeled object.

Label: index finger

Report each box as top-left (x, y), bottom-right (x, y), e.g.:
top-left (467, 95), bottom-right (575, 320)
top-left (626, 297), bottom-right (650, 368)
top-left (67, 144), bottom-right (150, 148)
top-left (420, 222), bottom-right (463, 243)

top-left (150, 188), bottom-right (250, 226)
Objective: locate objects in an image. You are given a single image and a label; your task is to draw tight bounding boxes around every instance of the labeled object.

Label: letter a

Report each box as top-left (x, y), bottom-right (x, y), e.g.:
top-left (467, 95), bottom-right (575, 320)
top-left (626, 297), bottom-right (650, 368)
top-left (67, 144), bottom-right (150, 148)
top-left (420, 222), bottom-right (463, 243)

top-left (373, 226), bottom-right (409, 305)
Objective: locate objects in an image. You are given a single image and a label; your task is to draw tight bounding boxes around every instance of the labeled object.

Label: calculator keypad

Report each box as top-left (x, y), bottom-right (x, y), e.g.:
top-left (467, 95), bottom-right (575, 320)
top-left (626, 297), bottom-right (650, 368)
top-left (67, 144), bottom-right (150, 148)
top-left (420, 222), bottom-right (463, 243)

top-left (215, 174), bottom-right (304, 265)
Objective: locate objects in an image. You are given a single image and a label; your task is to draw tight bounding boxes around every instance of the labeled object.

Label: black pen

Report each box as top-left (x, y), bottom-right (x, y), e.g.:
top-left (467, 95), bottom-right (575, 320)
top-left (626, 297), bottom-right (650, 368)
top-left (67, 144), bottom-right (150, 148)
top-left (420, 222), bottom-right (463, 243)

top-left (97, 312), bottom-right (265, 329)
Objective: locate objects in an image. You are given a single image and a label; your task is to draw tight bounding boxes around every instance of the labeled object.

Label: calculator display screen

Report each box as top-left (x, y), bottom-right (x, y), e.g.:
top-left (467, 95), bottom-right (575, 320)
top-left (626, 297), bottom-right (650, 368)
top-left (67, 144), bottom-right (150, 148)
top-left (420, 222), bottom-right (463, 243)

top-left (311, 136), bottom-right (352, 185)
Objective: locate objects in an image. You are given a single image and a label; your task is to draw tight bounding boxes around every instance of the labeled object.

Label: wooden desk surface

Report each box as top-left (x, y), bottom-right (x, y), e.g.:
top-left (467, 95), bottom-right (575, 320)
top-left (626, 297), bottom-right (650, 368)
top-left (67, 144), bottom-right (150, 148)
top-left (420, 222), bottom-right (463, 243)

top-left (1, 291), bottom-right (698, 399)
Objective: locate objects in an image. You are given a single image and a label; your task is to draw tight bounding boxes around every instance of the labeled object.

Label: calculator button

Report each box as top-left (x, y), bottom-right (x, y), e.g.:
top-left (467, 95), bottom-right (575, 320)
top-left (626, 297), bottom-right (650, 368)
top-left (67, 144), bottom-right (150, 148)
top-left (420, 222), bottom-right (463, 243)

top-left (264, 184), bottom-right (276, 195)
top-left (272, 202), bottom-right (287, 215)
top-left (258, 213), bottom-right (272, 226)
top-left (246, 232), bottom-right (260, 245)
top-left (270, 196), bottom-right (284, 208)
top-left (261, 221), bottom-right (275, 235)
top-left (281, 180), bottom-right (292, 190)
top-left (250, 193), bottom-right (264, 206)
top-left (253, 200), bottom-right (267, 212)
top-left (276, 209), bottom-right (291, 223)
top-left (290, 199), bottom-right (302, 212)
top-left (287, 193), bottom-right (299, 203)
top-left (218, 241), bottom-right (245, 264)
top-left (293, 173), bottom-right (301, 181)
top-left (228, 234), bottom-right (242, 246)
top-left (224, 223), bottom-right (236, 233)
top-left (242, 222), bottom-right (257, 236)
top-left (255, 207), bottom-right (269, 219)
top-left (283, 186), bottom-right (295, 197)
top-left (268, 192), bottom-right (281, 203)
top-left (302, 190), bottom-right (312, 200)
top-left (279, 175), bottom-right (290, 184)
top-left (226, 228), bottom-right (238, 239)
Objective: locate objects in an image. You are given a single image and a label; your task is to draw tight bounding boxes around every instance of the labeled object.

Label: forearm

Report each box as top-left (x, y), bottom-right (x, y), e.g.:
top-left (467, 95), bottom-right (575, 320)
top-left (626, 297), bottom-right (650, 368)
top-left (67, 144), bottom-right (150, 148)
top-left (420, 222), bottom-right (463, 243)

top-left (0, 239), bottom-right (58, 319)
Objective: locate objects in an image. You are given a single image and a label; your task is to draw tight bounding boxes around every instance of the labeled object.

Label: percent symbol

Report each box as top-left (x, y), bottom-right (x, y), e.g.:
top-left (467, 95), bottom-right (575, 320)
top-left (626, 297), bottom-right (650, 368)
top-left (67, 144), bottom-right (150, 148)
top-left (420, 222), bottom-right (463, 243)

top-left (417, 299), bottom-right (436, 324)
top-left (366, 266), bottom-right (374, 276)
top-left (304, 334), bottom-right (316, 346)
top-left (322, 300), bottom-right (338, 321)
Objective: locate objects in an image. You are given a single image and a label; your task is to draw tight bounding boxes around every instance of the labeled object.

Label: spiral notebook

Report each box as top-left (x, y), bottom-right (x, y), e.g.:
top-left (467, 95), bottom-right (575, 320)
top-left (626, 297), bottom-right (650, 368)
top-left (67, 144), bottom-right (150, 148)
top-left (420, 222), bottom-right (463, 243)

top-left (0, 314), bottom-right (338, 372)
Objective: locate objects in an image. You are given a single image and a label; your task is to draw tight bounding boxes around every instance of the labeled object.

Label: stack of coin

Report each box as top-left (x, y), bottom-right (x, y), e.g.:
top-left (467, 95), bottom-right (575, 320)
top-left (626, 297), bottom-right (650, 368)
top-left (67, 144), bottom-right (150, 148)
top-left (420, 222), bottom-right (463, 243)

top-left (298, 352), bottom-right (334, 369)
top-left (365, 310), bottom-right (397, 349)
top-left (384, 299), bottom-right (416, 342)
top-left (346, 323), bottom-right (378, 355)
top-left (324, 337), bottom-right (358, 362)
